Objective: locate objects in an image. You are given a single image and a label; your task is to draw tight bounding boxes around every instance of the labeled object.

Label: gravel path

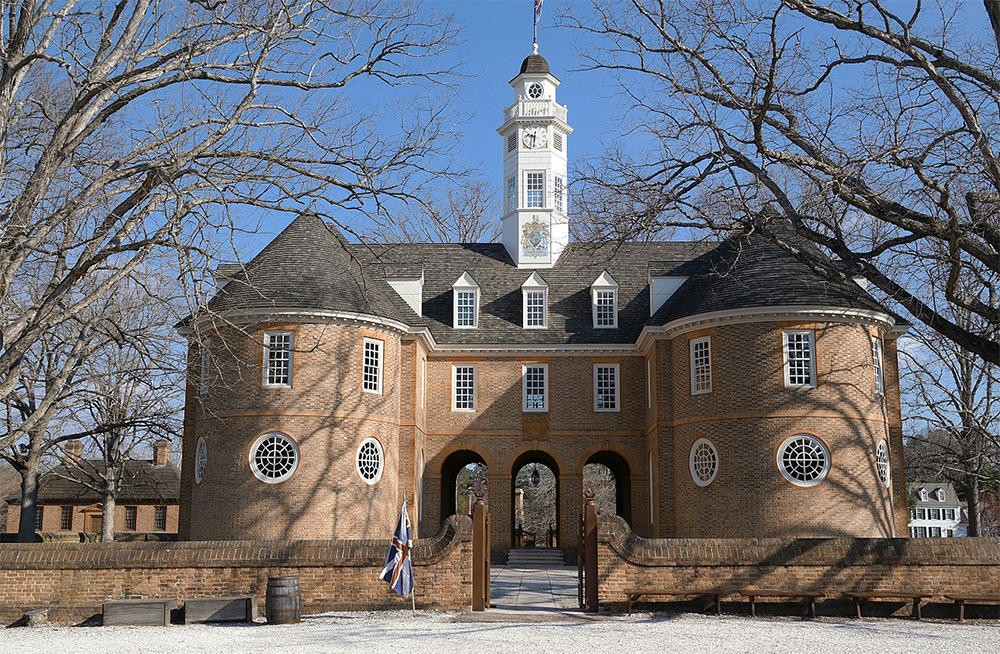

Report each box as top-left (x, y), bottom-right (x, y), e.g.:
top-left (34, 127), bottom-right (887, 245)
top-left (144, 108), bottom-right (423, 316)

top-left (3, 610), bottom-right (997, 654)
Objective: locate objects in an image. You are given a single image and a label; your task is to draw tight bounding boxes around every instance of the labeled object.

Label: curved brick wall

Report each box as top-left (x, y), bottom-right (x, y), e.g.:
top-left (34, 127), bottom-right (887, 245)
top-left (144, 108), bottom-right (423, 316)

top-left (181, 320), bottom-right (403, 540)
top-left (664, 321), bottom-right (900, 538)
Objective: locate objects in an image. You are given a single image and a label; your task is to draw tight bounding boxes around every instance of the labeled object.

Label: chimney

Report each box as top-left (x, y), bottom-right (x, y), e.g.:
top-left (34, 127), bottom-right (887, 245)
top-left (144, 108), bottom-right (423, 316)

top-left (63, 440), bottom-right (84, 465)
top-left (152, 440), bottom-right (171, 466)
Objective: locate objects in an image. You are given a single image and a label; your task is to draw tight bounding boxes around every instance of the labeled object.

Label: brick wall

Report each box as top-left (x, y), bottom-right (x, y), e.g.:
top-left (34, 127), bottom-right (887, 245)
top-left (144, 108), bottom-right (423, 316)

top-left (0, 515), bottom-right (472, 624)
top-left (5, 503), bottom-right (178, 535)
top-left (596, 515), bottom-right (1000, 608)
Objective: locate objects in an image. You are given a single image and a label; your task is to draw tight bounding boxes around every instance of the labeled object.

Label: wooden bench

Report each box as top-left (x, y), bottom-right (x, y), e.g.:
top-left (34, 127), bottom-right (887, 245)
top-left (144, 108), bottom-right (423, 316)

top-left (741, 590), bottom-right (825, 619)
top-left (184, 597), bottom-right (255, 624)
top-left (625, 589), bottom-right (731, 616)
top-left (944, 594), bottom-right (1000, 622)
top-left (844, 592), bottom-right (928, 620)
top-left (103, 599), bottom-right (177, 626)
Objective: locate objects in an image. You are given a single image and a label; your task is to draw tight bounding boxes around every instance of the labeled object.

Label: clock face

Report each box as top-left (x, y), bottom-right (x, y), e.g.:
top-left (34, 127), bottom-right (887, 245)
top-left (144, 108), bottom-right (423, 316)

top-left (521, 126), bottom-right (548, 149)
top-left (527, 82), bottom-right (543, 99)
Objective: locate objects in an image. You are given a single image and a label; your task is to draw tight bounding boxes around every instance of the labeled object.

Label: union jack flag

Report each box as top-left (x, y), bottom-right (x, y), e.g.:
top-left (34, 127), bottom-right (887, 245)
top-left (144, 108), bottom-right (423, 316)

top-left (534, 0), bottom-right (543, 24)
top-left (379, 500), bottom-right (414, 597)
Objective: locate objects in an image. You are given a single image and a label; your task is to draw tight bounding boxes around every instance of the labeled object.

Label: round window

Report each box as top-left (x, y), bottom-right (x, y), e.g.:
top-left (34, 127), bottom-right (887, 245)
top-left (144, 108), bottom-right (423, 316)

top-left (194, 437), bottom-right (208, 485)
top-left (249, 432), bottom-right (299, 483)
top-left (777, 434), bottom-right (830, 487)
top-left (527, 82), bottom-right (543, 99)
top-left (356, 437), bottom-right (385, 485)
top-left (689, 438), bottom-right (719, 487)
top-left (876, 440), bottom-right (890, 488)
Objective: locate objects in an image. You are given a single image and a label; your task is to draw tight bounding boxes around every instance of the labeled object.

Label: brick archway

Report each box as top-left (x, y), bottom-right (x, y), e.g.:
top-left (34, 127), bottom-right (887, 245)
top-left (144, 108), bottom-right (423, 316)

top-left (510, 449), bottom-right (560, 550)
top-left (439, 449), bottom-right (488, 523)
top-left (583, 450), bottom-right (632, 525)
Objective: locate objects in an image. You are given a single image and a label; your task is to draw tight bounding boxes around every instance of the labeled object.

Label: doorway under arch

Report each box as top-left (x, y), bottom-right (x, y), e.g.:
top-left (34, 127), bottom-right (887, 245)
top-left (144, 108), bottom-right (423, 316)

top-left (511, 450), bottom-right (560, 549)
top-left (440, 450), bottom-right (488, 521)
top-left (584, 450), bottom-right (631, 524)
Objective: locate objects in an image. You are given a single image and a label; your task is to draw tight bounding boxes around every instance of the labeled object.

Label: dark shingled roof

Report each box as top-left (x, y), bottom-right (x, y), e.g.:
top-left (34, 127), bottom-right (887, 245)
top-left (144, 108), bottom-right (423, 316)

top-left (4, 460), bottom-right (180, 504)
top-left (200, 213), bottom-right (403, 322)
top-left (519, 53), bottom-right (550, 75)
top-left (191, 215), bottom-right (897, 345)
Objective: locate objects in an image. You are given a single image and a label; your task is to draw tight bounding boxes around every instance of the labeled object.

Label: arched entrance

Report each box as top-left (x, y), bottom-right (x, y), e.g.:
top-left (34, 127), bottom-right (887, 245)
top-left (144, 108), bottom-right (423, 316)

top-left (440, 450), bottom-right (488, 520)
top-left (511, 450), bottom-right (559, 549)
top-left (584, 451), bottom-right (631, 524)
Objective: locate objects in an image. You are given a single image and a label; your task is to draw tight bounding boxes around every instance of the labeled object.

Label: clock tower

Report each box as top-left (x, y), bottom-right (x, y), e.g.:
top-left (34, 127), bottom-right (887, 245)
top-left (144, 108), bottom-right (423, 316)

top-left (498, 46), bottom-right (572, 268)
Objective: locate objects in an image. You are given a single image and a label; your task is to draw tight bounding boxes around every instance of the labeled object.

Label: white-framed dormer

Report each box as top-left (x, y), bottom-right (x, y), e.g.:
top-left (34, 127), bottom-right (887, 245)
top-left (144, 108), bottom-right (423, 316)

top-left (591, 271), bottom-right (618, 329)
top-left (452, 272), bottom-right (480, 329)
top-left (522, 271), bottom-right (548, 328)
top-left (919, 487), bottom-right (929, 501)
top-left (934, 487), bottom-right (946, 502)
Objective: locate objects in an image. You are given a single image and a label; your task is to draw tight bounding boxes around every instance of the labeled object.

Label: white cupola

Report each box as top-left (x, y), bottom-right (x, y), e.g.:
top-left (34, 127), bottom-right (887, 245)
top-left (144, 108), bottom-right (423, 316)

top-left (497, 46), bottom-right (573, 268)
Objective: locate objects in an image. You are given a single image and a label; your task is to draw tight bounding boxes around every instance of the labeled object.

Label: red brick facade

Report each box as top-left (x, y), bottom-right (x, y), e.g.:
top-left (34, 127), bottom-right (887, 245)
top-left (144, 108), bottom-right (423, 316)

top-left (180, 311), bottom-right (906, 556)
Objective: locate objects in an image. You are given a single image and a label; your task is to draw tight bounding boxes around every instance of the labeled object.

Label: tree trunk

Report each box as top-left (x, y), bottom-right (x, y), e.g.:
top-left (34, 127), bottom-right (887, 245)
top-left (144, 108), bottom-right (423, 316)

top-left (16, 443), bottom-right (42, 542)
top-left (101, 484), bottom-right (116, 543)
top-left (967, 475), bottom-right (982, 537)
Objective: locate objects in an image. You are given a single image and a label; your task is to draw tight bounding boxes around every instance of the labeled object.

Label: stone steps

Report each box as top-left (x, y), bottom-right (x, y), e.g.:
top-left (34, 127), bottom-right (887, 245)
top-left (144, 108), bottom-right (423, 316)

top-left (506, 547), bottom-right (566, 567)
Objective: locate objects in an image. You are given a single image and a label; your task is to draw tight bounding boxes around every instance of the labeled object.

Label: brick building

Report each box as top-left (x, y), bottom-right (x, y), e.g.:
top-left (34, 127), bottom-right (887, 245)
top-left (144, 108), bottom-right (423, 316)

top-left (3, 440), bottom-right (179, 536)
top-left (178, 50), bottom-right (909, 556)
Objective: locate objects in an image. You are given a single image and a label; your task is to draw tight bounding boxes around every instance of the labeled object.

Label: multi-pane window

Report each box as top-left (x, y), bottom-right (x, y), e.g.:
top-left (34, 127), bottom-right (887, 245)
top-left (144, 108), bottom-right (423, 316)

top-left (526, 171), bottom-right (544, 208)
top-left (554, 176), bottom-right (564, 213)
top-left (553, 131), bottom-right (563, 151)
top-left (929, 526), bottom-right (942, 537)
top-left (60, 506), bottom-right (73, 531)
top-left (455, 290), bottom-right (477, 328)
top-left (594, 364), bottom-right (619, 412)
top-left (783, 330), bottom-right (816, 387)
top-left (523, 364), bottom-right (548, 412)
top-left (506, 176), bottom-right (517, 212)
top-left (362, 338), bottom-right (383, 394)
top-left (154, 505), bottom-right (167, 531)
top-left (944, 509), bottom-right (956, 520)
top-left (594, 290), bottom-right (616, 328)
top-left (525, 290), bottom-right (546, 327)
top-left (872, 337), bottom-right (884, 395)
top-left (200, 339), bottom-right (211, 396)
top-left (690, 337), bottom-right (712, 394)
top-left (930, 508), bottom-right (941, 520)
top-left (916, 508), bottom-right (927, 519)
top-left (263, 331), bottom-right (293, 387)
top-left (124, 506), bottom-right (137, 531)
top-left (34, 506), bottom-right (44, 531)
top-left (452, 365), bottom-right (477, 411)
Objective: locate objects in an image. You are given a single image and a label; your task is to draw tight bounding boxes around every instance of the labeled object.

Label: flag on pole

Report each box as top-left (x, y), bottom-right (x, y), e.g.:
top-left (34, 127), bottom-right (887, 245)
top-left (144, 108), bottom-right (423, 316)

top-left (380, 500), bottom-right (414, 598)
top-left (534, 0), bottom-right (544, 23)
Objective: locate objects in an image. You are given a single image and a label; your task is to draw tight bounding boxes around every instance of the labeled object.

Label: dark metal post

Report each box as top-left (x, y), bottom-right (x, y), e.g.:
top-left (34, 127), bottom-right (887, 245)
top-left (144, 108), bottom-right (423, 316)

top-left (583, 488), bottom-right (599, 613)
top-left (472, 498), bottom-right (487, 611)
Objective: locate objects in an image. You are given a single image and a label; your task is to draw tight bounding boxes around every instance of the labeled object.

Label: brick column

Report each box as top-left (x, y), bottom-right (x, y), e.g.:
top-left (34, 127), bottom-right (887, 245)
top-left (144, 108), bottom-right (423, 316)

top-left (560, 474), bottom-right (582, 562)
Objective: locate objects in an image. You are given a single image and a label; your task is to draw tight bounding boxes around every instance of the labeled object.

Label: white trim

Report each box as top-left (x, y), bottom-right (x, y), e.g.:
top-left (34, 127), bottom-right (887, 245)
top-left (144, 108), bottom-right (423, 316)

top-left (522, 363), bottom-right (548, 412)
top-left (523, 289), bottom-right (548, 328)
top-left (451, 363), bottom-right (477, 412)
top-left (419, 357), bottom-right (426, 411)
top-left (248, 432), bottom-right (299, 484)
top-left (689, 438), bottom-right (719, 487)
top-left (689, 336), bottom-right (712, 395)
top-left (591, 272), bottom-right (619, 329)
top-left (782, 330), bottom-right (817, 388)
top-left (453, 272), bottom-right (480, 329)
top-left (362, 337), bottom-right (383, 395)
top-left (876, 439), bottom-right (890, 489)
top-left (355, 437), bottom-right (385, 485)
top-left (262, 331), bottom-right (294, 388)
top-left (872, 336), bottom-right (885, 396)
top-left (593, 363), bottom-right (620, 412)
top-left (777, 434), bottom-right (830, 487)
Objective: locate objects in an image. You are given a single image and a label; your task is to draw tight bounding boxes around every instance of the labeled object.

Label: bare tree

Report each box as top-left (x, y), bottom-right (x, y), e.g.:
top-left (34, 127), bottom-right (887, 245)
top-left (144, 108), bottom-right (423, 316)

top-left (564, 0), bottom-right (1000, 363)
top-left (366, 178), bottom-right (499, 243)
top-left (1, 0), bottom-right (461, 454)
top-left (901, 303), bottom-right (1000, 535)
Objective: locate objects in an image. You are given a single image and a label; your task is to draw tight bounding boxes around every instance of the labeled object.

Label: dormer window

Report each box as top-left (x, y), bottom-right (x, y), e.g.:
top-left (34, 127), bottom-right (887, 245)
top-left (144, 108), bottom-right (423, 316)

top-left (934, 488), bottom-right (945, 502)
top-left (521, 272), bottom-right (548, 328)
top-left (919, 488), bottom-right (929, 501)
top-left (591, 272), bottom-right (618, 329)
top-left (452, 272), bottom-right (479, 329)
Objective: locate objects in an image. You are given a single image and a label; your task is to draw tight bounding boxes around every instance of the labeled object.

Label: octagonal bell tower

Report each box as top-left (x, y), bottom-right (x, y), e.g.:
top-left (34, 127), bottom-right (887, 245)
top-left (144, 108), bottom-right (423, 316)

top-left (498, 46), bottom-right (573, 268)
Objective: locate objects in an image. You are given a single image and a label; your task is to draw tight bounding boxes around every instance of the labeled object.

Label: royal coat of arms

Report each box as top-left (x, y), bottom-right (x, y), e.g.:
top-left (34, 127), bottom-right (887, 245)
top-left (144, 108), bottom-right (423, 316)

top-left (521, 216), bottom-right (550, 257)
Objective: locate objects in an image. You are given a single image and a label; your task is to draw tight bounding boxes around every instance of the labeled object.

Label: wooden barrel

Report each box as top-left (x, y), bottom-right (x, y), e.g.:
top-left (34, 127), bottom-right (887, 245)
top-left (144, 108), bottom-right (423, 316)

top-left (265, 576), bottom-right (301, 624)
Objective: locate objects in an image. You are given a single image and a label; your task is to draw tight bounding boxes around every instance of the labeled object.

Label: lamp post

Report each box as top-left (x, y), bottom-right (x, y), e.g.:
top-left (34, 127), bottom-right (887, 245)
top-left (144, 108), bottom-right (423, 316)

top-left (530, 465), bottom-right (540, 487)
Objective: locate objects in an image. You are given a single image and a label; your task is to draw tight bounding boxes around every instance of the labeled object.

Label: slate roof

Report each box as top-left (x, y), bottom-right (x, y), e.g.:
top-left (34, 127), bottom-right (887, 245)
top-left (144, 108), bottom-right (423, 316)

top-left (188, 214), bottom-right (897, 345)
top-left (4, 460), bottom-right (180, 504)
top-left (519, 53), bottom-right (550, 75)
top-left (907, 482), bottom-right (962, 507)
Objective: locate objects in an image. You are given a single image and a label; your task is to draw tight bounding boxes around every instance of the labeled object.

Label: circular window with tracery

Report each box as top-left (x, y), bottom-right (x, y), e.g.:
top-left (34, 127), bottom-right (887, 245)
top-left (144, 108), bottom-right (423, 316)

top-left (249, 432), bottom-right (299, 484)
top-left (194, 437), bottom-right (208, 485)
top-left (356, 437), bottom-right (384, 485)
top-left (689, 438), bottom-right (719, 487)
top-left (876, 440), bottom-right (890, 488)
top-left (527, 82), bottom-right (543, 99)
top-left (777, 434), bottom-right (830, 487)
